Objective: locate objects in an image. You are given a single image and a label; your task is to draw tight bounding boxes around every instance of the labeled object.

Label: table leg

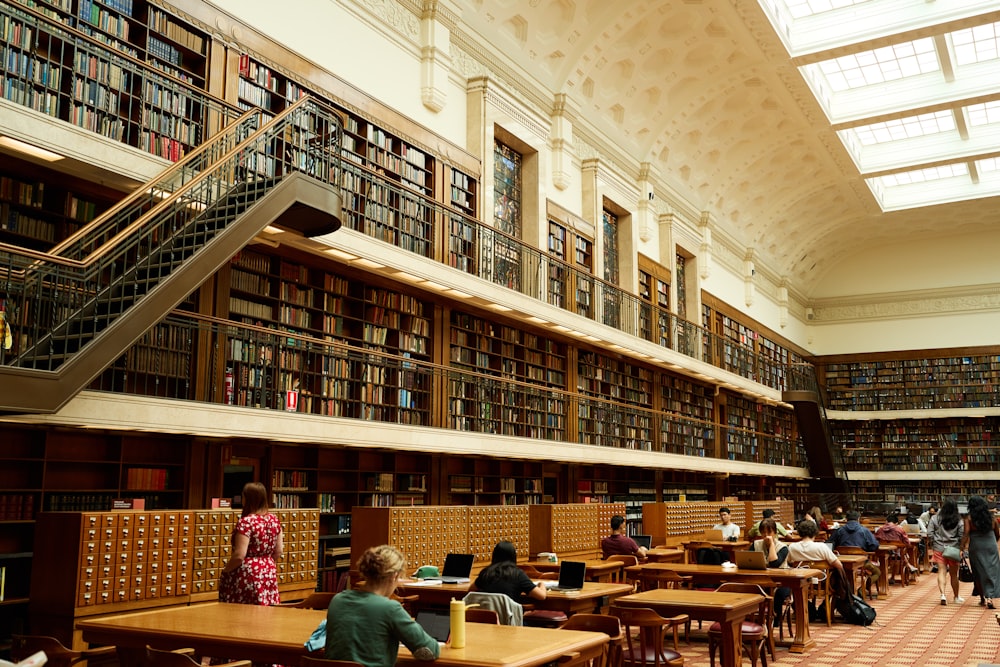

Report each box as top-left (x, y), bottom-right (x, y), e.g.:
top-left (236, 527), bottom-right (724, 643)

top-left (875, 552), bottom-right (889, 598)
top-left (785, 579), bottom-right (815, 654)
top-left (717, 618), bottom-right (742, 667)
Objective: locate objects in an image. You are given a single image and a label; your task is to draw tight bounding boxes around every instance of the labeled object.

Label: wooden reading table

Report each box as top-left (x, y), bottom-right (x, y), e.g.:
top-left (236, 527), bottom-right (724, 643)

top-left (644, 548), bottom-right (685, 563)
top-left (531, 558), bottom-right (623, 582)
top-left (680, 540), bottom-right (751, 564)
top-left (624, 562), bottom-right (820, 653)
top-left (77, 602), bottom-right (608, 667)
top-left (614, 588), bottom-right (763, 667)
top-left (396, 580), bottom-right (635, 616)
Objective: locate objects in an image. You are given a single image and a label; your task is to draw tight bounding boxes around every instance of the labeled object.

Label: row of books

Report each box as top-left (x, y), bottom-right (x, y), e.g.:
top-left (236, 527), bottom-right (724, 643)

top-left (0, 493), bottom-right (35, 520)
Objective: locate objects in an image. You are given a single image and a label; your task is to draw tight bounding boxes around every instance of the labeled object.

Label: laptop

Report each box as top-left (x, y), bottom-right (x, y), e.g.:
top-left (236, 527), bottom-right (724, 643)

top-left (704, 529), bottom-right (724, 541)
top-left (904, 522), bottom-right (921, 534)
top-left (547, 560), bottom-right (587, 592)
top-left (426, 553), bottom-right (475, 584)
top-left (415, 609), bottom-right (451, 643)
top-left (734, 550), bottom-right (768, 570)
top-left (633, 534), bottom-right (652, 550)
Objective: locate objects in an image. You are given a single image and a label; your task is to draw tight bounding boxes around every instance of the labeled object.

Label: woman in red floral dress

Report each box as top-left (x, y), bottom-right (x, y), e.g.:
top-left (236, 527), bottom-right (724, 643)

top-left (219, 481), bottom-right (283, 605)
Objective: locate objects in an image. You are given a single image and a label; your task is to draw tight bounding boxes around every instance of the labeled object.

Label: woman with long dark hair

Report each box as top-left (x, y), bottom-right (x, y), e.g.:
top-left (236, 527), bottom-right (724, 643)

top-left (928, 498), bottom-right (964, 605)
top-left (472, 541), bottom-right (547, 602)
top-left (963, 496), bottom-right (1000, 608)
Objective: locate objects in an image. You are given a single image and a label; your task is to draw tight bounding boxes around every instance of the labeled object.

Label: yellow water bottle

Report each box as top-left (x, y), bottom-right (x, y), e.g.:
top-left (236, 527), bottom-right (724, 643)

top-left (449, 598), bottom-right (466, 648)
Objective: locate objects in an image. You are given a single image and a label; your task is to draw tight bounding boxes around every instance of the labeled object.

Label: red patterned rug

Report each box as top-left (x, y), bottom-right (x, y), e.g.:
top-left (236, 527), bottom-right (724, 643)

top-left (669, 572), bottom-right (1000, 667)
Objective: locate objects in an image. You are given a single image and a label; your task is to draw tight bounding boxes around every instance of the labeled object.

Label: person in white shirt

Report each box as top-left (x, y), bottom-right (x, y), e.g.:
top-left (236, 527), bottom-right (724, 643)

top-left (787, 520), bottom-right (847, 621)
top-left (713, 507), bottom-right (740, 541)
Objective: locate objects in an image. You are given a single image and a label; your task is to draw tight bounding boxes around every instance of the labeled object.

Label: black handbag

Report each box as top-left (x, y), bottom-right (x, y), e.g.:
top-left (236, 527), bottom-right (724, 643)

top-left (959, 559), bottom-right (975, 583)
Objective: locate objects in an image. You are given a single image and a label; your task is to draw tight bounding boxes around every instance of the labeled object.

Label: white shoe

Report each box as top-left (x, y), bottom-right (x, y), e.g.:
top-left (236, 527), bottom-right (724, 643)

top-left (954, 596), bottom-right (966, 604)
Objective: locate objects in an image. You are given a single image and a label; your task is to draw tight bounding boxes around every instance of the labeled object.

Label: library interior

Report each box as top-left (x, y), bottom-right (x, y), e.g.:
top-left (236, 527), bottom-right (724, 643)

top-left (0, 0), bottom-right (998, 661)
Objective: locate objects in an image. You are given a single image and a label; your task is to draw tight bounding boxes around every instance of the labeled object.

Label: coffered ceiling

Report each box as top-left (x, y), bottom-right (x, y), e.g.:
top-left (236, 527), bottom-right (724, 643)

top-left (454, 0), bottom-right (1000, 298)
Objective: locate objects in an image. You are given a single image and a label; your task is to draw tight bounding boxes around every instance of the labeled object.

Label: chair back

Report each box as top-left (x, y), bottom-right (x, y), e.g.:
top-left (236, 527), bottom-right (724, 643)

top-left (607, 555), bottom-right (638, 584)
top-left (146, 648), bottom-right (250, 667)
top-left (637, 569), bottom-right (690, 592)
top-left (283, 591), bottom-right (335, 609)
top-left (466, 608), bottom-right (500, 624)
top-left (834, 546), bottom-right (870, 556)
top-left (518, 563), bottom-right (543, 578)
top-left (561, 614), bottom-right (623, 667)
top-left (610, 606), bottom-right (683, 667)
top-left (464, 591), bottom-right (525, 626)
top-left (300, 657), bottom-right (365, 667)
top-left (12, 636), bottom-right (116, 667)
top-left (792, 559), bottom-right (833, 626)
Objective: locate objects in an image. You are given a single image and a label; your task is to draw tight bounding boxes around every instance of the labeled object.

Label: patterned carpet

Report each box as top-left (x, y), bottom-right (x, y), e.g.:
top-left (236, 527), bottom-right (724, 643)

top-left (670, 572), bottom-right (1000, 667)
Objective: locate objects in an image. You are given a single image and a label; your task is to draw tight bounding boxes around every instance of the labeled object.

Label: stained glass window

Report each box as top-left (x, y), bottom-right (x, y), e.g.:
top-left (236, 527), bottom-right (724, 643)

top-left (493, 141), bottom-right (522, 289)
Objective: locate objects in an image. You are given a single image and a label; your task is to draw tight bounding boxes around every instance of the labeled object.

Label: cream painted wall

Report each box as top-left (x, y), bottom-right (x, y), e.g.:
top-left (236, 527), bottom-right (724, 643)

top-left (809, 310), bottom-right (1000, 355)
top-left (210, 0), bottom-right (470, 148)
top-left (812, 228), bottom-right (1000, 298)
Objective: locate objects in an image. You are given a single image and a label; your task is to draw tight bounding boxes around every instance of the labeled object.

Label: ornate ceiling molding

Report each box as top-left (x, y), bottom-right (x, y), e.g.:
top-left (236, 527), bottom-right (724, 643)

top-left (810, 284), bottom-right (1000, 322)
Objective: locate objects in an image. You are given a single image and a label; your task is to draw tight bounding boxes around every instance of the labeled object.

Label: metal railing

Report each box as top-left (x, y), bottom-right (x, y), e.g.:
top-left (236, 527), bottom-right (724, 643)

top-left (90, 310), bottom-right (807, 467)
top-left (0, 0), bottom-right (243, 160)
top-left (337, 158), bottom-right (798, 390)
top-left (0, 95), bottom-right (344, 370)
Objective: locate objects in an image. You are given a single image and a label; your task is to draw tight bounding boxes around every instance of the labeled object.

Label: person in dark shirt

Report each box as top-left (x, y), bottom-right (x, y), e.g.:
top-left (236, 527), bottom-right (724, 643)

top-left (830, 510), bottom-right (881, 597)
top-left (471, 541), bottom-right (546, 603)
top-left (601, 515), bottom-right (647, 559)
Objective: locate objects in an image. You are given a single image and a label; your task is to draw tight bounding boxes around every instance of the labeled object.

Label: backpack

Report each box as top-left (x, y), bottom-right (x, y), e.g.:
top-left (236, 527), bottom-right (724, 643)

top-left (695, 547), bottom-right (725, 565)
top-left (838, 593), bottom-right (877, 626)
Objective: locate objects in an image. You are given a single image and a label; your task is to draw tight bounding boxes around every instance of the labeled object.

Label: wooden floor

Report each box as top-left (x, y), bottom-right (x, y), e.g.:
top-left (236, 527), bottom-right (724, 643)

top-left (672, 570), bottom-right (1000, 667)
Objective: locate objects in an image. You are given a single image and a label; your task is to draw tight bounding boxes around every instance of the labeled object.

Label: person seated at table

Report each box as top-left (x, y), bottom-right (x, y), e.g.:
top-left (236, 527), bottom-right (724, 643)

top-left (829, 510), bottom-right (881, 597)
top-left (601, 515), bottom-right (648, 559)
top-left (472, 540), bottom-right (547, 603)
top-left (831, 506), bottom-right (847, 522)
top-left (875, 511), bottom-right (919, 575)
top-left (749, 517), bottom-right (792, 614)
top-left (808, 506), bottom-right (830, 532)
top-left (713, 507), bottom-right (740, 541)
top-left (747, 508), bottom-right (790, 539)
top-left (788, 519), bottom-right (849, 619)
top-left (326, 545), bottom-right (439, 667)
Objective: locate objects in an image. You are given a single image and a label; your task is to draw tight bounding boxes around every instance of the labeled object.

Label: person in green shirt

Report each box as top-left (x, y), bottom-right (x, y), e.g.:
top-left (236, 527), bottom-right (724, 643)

top-left (326, 545), bottom-right (440, 667)
top-left (747, 508), bottom-right (790, 539)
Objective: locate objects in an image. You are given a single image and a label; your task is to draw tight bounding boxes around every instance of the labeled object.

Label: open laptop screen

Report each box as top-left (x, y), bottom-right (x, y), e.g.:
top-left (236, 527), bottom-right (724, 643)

top-left (633, 535), bottom-right (652, 549)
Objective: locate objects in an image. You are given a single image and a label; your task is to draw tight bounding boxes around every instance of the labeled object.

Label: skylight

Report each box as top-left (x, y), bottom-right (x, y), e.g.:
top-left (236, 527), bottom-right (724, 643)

top-left (757, 0), bottom-right (1000, 211)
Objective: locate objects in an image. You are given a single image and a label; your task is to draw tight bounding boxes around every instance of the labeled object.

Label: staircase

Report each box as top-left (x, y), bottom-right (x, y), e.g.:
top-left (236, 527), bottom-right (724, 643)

top-left (783, 363), bottom-right (852, 506)
top-left (0, 97), bottom-right (344, 414)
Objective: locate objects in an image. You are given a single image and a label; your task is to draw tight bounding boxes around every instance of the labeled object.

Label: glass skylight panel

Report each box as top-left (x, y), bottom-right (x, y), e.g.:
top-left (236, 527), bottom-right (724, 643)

top-left (979, 157), bottom-right (1000, 174)
top-left (784, 0), bottom-right (871, 19)
top-left (878, 163), bottom-right (968, 187)
top-left (817, 38), bottom-right (938, 91)
top-left (952, 21), bottom-right (1000, 66)
top-left (852, 111), bottom-right (954, 146)
top-left (967, 101), bottom-right (1000, 127)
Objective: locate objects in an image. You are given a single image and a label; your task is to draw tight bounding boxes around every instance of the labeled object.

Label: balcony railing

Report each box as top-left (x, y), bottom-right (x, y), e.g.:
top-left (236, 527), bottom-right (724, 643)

top-left (90, 311), bottom-right (807, 468)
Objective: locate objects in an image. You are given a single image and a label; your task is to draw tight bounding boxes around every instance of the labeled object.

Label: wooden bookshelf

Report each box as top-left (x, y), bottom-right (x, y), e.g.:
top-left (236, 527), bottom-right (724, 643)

top-left (224, 247), bottom-right (434, 424)
top-left (0, 159), bottom-right (116, 249)
top-left (444, 457), bottom-right (545, 506)
top-left (1, 0), bottom-right (218, 162)
top-left (660, 374), bottom-right (716, 457)
top-left (576, 350), bottom-right (654, 450)
top-left (720, 391), bottom-right (799, 467)
top-left (448, 310), bottom-right (567, 439)
top-left (820, 351), bottom-right (1000, 411)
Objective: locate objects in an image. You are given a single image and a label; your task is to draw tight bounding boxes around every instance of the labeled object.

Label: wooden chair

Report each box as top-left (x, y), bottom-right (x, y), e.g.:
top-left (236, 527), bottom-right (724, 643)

top-left (610, 605), bottom-right (685, 667)
top-left (795, 560), bottom-right (834, 626)
top-left (707, 582), bottom-right (771, 667)
top-left (561, 613), bottom-right (624, 667)
top-left (391, 590), bottom-right (420, 615)
top-left (835, 546), bottom-right (877, 600)
top-left (11, 636), bottom-right (116, 667)
top-left (607, 554), bottom-right (638, 586)
top-left (146, 648), bottom-right (249, 667)
top-left (466, 608), bottom-right (500, 624)
top-left (518, 563), bottom-right (544, 578)
top-left (279, 591), bottom-right (336, 609)
top-left (729, 576), bottom-right (779, 660)
top-left (300, 656), bottom-right (365, 667)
